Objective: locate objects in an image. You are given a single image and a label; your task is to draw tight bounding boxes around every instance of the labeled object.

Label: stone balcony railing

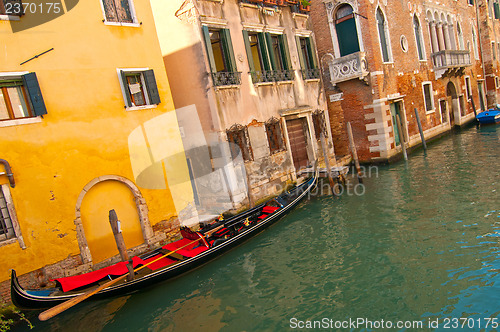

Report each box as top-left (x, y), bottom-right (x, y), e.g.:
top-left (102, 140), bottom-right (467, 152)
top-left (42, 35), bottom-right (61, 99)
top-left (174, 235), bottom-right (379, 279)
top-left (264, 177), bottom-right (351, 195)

top-left (328, 51), bottom-right (369, 86)
top-left (431, 50), bottom-right (471, 70)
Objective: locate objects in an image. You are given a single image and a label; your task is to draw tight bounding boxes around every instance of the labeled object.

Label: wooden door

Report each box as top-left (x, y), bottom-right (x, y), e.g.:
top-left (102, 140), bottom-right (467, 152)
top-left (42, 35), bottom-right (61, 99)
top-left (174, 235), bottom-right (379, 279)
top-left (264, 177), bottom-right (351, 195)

top-left (286, 118), bottom-right (309, 171)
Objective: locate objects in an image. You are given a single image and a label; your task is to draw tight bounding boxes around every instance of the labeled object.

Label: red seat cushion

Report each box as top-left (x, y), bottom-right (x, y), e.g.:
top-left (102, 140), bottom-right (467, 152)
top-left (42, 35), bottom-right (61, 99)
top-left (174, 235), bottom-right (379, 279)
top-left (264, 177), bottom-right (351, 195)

top-left (162, 238), bottom-right (209, 258)
top-left (142, 254), bottom-right (176, 270)
top-left (262, 206), bottom-right (279, 213)
top-left (258, 214), bottom-right (268, 220)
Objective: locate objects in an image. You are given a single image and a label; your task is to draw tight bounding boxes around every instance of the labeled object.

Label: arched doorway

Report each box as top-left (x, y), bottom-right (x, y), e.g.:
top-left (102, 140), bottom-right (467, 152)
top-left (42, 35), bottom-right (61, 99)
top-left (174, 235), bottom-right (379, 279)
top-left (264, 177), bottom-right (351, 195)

top-left (335, 4), bottom-right (360, 57)
top-left (446, 82), bottom-right (459, 126)
top-left (74, 175), bottom-right (152, 264)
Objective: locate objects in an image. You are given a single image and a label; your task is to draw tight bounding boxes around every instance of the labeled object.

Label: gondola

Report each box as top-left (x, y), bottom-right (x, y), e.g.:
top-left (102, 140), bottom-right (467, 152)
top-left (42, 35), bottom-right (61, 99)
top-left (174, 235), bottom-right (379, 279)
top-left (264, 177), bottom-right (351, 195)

top-left (11, 172), bottom-right (317, 310)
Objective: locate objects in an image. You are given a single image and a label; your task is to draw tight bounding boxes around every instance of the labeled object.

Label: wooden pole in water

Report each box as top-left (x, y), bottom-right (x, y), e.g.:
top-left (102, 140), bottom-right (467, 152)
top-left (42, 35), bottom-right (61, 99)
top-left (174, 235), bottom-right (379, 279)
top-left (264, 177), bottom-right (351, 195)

top-left (109, 210), bottom-right (134, 281)
top-left (346, 122), bottom-right (363, 184)
top-left (414, 108), bottom-right (427, 152)
top-left (395, 114), bottom-right (408, 161)
top-left (320, 133), bottom-right (336, 196)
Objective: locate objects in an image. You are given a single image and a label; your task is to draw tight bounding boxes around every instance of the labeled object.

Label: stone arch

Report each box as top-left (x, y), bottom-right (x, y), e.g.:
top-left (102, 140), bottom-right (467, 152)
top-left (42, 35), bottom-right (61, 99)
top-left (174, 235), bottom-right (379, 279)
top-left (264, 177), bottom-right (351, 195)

top-left (446, 81), bottom-right (459, 126)
top-left (74, 175), bottom-right (152, 264)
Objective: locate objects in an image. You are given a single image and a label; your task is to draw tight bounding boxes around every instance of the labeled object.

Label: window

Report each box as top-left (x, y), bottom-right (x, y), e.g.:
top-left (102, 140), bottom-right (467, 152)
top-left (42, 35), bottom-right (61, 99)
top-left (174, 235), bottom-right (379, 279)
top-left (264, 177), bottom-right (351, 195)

top-left (227, 124), bottom-right (253, 162)
top-left (472, 26), bottom-right (480, 60)
top-left (0, 72), bottom-right (47, 121)
top-left (468, 0), bottom-right (474, 5)
top-left (101, 0), bottom-right (136, 24)
top-left (457, 23), bottom-right (464, 50)
top-left (242, 31), bottom-right (293, 83)
top-left (496, 77), bottom-right (500, 89)
top-left (312, 110), bottom-right (327, 140)
top-left (296, 36), bottom-right (319, 79)
top-left (334, 4), bottom-right (360, 56)
top-left (478, 81), bottom-right (486, 111)
top-left (0, 184), bottom-right (25, 248)
top-left (376, 8), bottom-right (392, 63)
top-left (413, 15), bottom-right (425, 60)
top-left (0, 0), bottom-right (23, 16)
top-left (0, 186), bottom-right (15, 242)
top-left (495, 1), bottom-right (500, 18)
top-left (465, 76), bottom-right (472, 99)
top-left (202, 26), bottom-right (240, 86)
top-left (439, 99), bottom-right (447, 123)
top-left (422, 82), bottom-right (435, 112)
top-left (493, 42), bottom-right (497, 60)
top-left (118, 69), bottom-right (160, 109)
top-left (265, 118), bottom-right (285, 154)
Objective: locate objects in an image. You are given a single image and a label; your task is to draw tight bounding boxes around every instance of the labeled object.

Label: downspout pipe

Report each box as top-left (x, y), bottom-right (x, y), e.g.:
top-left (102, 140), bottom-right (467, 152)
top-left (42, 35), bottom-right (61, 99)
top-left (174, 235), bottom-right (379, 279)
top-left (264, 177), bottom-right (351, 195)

top-left (0, 159), bottom-right (15, 188)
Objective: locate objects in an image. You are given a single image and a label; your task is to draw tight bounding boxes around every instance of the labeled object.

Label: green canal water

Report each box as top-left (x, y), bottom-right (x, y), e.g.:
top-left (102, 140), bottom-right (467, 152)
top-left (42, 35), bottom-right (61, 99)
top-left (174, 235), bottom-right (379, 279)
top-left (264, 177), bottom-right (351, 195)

top-left (15, 125), bottom-right (499, 331)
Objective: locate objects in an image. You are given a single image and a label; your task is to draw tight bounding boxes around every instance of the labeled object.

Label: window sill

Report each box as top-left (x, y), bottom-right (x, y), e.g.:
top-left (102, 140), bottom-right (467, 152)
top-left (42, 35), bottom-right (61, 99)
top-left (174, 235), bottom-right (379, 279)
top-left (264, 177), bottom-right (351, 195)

top-left (125, 104), bottom-right (157, 112)
top-left (0, 15), bottom-right (20, 21)
top-left (304, 78), bottom-right (320, 83)
top-left (0, 238), bottom-right (18, 249)
top-left (425, 110), bottom-right (436, 115)
top-left (277, 80), bottom-right (294, 85)
top-left (214, 85), bottom-right (240, 90)
top-left (0, 117), bottom-right (42, 128)
top-left (254, 81), bottom-right (274, 87)
top-left (104, 21), bottom-right (141, 28)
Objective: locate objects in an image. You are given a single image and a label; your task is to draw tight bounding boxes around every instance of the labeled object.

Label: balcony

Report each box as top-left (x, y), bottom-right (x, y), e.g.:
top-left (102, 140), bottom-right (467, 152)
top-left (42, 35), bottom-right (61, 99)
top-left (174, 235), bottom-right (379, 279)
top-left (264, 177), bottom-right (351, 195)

top-left (431, 50), bottom-right (471, 77)
top-left (212, 72), bottom-right (242, 87)
top-left (301, 68), bottom-right (320, 80)
top-left (250, 70), bottom-right (295, 83)
top-left (328, 52), bottom-right (369, 86)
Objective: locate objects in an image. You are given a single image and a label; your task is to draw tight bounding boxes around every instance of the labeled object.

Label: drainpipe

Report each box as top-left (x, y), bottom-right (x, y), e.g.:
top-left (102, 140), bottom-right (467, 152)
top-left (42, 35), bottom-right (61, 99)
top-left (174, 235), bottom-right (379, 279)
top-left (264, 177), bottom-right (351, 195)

top-left (0, 159), bottom-right (15, 188)
top-left (475, 0), bottom-right (488, 108)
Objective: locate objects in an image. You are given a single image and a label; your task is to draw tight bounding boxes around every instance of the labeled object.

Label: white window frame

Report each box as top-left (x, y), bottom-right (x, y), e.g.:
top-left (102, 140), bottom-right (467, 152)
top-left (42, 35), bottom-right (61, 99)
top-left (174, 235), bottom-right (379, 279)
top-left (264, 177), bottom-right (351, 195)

top-left (99, 0), bottom-right (140, 27)
top-left (116, 68), bottom-right (156, 112)
top-left (422, 81), bottom-right (435, 113)
top-left (413, 14), bottom-right (426, 61)
top-left (376, 7), bottom-right (393, 64)
top-left (0, 184), bottom-right (25, 249)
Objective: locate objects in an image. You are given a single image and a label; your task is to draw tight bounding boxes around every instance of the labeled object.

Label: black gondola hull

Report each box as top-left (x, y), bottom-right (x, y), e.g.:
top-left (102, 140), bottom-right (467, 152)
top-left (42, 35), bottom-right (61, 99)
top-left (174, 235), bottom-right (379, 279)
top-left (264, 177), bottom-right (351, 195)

top-left (11, 174), bottom-right (317, 309)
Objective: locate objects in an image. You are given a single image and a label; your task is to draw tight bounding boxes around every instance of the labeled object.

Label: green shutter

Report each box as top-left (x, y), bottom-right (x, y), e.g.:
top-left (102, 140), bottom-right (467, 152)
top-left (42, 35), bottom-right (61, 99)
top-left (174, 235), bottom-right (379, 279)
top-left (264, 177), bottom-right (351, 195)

top-left (265, 33), bottom-right (277, 70)
top-left (242, 30), bottom-right (256, 72)
top-left (201, 26), bottom-right (217, 73)
top-left (306, 37), bottom-right (318, 69)
top-left (495, 2), bottom-right (500, 19)
top-left (258, 33), bottom-right (271, 71)
top-left (295, 36), bottom-right (306, 70)
top-left (221, 29), bottom-right (237, 72)
top-left (120, 70), bottom-right (132, 107)
top-left (280, 34), bottom-right (292, 70)
top-left (22, 72), bottom-right (47, 116)
top-left (144, 69), bottom-right (160, 105)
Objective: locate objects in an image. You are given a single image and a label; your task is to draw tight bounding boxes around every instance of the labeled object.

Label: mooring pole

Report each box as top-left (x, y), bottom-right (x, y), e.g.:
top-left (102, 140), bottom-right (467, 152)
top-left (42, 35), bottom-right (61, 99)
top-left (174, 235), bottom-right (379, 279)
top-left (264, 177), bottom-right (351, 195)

top-left (414, 108), bottom-right (427, 152)
top-left (395, 114), bottom-right (408, 161)
top-left (469, 95), bottom-right (478, 122)
top-left (346, 122), bottom-right (363, 184)
top-left (109, 210), bottom-right (134, 281)
top-left (320, 133), bottom-right (337, 196)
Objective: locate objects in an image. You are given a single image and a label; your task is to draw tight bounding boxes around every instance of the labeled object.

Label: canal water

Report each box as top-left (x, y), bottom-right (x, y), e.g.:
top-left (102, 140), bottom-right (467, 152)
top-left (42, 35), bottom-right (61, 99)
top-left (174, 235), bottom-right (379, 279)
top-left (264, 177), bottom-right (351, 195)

top-left (15, 124), bottom-right (499, 331)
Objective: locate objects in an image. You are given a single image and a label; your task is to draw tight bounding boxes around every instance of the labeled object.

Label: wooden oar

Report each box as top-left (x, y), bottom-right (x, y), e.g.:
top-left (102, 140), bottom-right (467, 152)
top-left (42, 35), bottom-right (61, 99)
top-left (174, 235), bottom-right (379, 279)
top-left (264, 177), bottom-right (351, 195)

top-left (38, 225), bottom-right (223, 321)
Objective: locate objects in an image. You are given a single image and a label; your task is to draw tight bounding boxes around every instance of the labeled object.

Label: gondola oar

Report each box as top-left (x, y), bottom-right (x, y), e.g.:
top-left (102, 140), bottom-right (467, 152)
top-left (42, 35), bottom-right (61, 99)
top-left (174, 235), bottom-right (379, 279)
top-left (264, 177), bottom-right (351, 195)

top-left (38, 224), bottom-right (223, 321)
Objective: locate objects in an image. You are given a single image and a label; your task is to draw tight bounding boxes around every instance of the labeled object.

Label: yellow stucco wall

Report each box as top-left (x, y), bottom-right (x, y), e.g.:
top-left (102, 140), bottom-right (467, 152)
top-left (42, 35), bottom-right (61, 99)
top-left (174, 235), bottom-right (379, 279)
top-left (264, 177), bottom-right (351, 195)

top-left (0, 1), bottom-right (193, 281)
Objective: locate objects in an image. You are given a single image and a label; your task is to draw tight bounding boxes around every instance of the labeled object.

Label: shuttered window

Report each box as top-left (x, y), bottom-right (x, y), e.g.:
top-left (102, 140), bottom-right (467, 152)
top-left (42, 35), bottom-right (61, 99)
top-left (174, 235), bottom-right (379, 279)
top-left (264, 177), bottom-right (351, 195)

top-left (423, 83), bottom-right (434, 112)
top-left (312, 110), bottom-right (327, 140)
top-left (119, 69), bottom-right (160, 108)
top-left (202, 26), bottom-right (241, 86)
top-left (494, 2), bottom-right (500, 19)
top-left (0, 72), bottom-right (47, 121)
top-left (296, 36), bottom-right (319, 79)
top-left (0, 187), bottom-right (15, 242)
top-left (227, 125), bottom-right (253, 162)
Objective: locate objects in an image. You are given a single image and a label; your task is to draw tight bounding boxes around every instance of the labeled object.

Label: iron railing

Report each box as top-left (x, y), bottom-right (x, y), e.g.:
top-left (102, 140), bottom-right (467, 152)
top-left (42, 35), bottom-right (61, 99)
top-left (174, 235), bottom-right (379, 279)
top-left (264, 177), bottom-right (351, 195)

top-left (301, 68), bottom-right (321, 80)
top-left (250, 70), bottom-right (295, 83)
top-left (212, 71), bottom-right (242, 86)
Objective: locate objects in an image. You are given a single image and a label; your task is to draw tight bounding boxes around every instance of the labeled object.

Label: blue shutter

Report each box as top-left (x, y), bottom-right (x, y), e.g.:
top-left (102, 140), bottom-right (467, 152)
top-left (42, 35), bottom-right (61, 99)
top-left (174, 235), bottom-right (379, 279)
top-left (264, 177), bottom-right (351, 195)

top-left (22, 72), bottom-right (47, 116)
top-left (120, 70), bottom-right (132, 107)
top-left (144, 70), bottom-right (160, 105)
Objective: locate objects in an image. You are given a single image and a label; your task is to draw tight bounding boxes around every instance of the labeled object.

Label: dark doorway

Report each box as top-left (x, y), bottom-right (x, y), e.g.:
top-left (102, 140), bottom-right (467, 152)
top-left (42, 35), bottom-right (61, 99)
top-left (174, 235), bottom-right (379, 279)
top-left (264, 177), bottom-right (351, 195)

top-left (286, 118), bottom-right (310, 171)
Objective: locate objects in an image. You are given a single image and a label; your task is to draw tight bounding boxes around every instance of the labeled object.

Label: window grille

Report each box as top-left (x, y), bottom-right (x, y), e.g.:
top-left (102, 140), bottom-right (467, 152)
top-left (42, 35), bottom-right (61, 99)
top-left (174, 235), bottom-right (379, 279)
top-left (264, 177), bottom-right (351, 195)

top-left (0, 187), bottom-right (15, 242)
top-left (227, 124), bottom-right (253, 162)
top-left (265, 117), bottom-right (285, 154)
top-left (312, 110), bottom-right (327, 140)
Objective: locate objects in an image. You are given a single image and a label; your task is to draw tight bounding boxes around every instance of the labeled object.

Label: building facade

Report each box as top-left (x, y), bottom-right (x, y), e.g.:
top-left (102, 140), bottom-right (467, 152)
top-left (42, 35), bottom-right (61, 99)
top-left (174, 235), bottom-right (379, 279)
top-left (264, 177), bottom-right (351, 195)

top-left (151, 0), bottom-right (334, 215)
top-left (0, 0), bottom-right (194, 299)
top-left (311, 0), bottom-right (484, 162)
